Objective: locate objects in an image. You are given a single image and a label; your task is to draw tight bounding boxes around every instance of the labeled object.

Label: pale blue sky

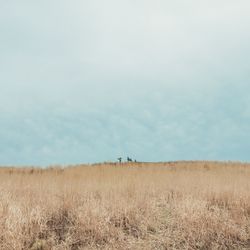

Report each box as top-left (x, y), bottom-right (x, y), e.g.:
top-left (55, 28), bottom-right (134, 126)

top-left (1, 1), bottom-right (250, 166)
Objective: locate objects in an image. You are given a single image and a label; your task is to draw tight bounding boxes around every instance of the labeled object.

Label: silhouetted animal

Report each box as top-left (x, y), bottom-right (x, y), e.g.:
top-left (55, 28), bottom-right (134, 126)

top-left (127, 157), bottom-right (133, 162)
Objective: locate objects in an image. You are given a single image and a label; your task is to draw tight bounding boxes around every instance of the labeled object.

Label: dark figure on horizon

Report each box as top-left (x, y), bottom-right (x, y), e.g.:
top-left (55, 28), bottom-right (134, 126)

top-left (118, 157), bottom-right (122, 163)
top-left (127, 157), bottom-right (133, 162)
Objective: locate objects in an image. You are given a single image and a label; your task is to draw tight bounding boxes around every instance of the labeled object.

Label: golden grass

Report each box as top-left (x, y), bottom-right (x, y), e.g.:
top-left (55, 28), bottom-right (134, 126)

top-left (0, 161), bottom-right (250, 249)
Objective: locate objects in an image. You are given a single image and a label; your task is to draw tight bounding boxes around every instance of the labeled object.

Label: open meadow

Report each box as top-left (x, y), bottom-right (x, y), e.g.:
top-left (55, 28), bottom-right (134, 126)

top-left (0, 162), bottom-right (250, 249)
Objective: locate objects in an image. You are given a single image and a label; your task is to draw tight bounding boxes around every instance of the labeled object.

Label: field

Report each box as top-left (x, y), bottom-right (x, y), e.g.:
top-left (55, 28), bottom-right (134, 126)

top-left (0, 161), bottom-right (250, 249)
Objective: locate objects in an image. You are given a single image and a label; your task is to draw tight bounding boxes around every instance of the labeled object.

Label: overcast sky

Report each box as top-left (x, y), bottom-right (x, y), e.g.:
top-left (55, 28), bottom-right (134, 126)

top-left (1, 1), bottom-right (250, 166)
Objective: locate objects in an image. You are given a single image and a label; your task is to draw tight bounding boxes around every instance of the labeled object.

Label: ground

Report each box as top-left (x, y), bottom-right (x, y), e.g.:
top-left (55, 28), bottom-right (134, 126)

top-left (0, 161), bottom-right (249, 249)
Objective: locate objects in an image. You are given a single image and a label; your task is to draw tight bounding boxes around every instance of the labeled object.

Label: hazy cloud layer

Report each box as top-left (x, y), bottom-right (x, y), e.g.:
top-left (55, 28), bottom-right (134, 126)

top-left (0, 1), bottom-right (250, 165)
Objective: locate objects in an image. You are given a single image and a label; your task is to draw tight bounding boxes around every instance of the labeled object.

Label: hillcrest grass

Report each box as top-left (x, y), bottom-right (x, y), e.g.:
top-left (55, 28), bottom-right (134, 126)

top-left (0, 161), bottom-right (249, 249)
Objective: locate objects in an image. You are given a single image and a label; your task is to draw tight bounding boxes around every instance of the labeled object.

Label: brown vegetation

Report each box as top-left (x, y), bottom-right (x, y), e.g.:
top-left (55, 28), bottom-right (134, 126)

top-left (0, 161), bottom-right (249, 249)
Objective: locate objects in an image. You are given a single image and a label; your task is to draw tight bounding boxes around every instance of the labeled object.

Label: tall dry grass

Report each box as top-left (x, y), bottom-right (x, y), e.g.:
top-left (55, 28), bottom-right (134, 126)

top-left (0, 161), bottom-right (249, 249)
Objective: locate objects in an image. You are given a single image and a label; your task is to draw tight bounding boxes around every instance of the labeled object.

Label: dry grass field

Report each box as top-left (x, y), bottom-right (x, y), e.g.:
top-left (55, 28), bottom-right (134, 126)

top-left (0, 161), bottom-right (250, 250)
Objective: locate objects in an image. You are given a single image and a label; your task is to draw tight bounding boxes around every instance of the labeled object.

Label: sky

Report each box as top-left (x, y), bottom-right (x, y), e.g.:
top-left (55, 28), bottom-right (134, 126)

top-left (1, 0), bottom-right (250, 166)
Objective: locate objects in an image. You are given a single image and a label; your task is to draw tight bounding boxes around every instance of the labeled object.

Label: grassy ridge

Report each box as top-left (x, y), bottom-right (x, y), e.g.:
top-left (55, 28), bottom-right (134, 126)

top-left (0, 161), bottom-right (249, 249)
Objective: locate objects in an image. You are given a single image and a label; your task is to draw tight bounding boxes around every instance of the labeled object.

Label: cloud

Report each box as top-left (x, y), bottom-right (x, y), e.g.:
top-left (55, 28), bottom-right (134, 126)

top-left (0, 0), bottom-right (250, 165)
